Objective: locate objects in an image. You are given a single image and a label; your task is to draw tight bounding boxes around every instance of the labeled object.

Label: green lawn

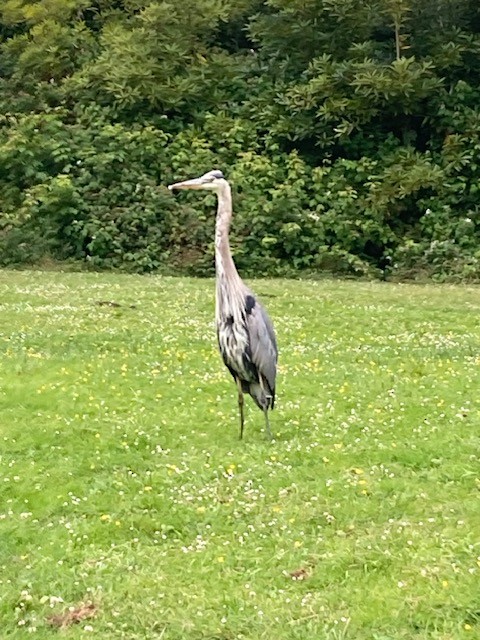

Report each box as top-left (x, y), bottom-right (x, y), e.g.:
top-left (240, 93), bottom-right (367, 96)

top-left (1, 270), bottom-right (479, 639)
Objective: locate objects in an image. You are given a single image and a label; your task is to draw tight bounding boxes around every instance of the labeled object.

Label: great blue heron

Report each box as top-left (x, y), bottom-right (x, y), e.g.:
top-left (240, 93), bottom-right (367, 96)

top-left (168, 170), bottom-right (278, 439)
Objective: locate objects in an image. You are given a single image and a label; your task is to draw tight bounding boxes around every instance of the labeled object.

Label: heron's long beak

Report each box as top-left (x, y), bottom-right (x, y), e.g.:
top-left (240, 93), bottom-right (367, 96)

top-left (168, 177), bottom-right (204, 191)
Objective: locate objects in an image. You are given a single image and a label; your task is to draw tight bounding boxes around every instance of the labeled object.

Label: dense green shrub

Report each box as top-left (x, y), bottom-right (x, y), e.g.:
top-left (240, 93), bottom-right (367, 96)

top-left (1, 0), bottom-right (480, 280)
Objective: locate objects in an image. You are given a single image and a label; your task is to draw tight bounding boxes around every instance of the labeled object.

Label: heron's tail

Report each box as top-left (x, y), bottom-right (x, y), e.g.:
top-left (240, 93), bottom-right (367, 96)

top-left (243, 378), bottom-right (275, 411)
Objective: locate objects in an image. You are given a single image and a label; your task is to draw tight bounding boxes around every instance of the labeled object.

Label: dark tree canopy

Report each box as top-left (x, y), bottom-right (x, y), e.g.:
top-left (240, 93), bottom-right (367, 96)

top-left (1, 0), bottom-right (480, 280)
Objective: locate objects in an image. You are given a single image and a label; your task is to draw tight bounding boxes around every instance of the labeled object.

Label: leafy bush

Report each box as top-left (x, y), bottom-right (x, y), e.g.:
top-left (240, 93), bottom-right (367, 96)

top-left (1, 0), bottom-right (480, 280)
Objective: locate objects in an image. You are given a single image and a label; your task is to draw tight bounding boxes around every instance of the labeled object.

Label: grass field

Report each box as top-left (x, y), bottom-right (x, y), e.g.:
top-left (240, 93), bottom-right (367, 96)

top-left (1, 270), bottom-right (479, 639)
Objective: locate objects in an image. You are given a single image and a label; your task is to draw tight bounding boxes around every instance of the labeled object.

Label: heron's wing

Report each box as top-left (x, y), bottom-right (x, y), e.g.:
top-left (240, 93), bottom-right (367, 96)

top-left (246, 297), bottom-right (277, 395)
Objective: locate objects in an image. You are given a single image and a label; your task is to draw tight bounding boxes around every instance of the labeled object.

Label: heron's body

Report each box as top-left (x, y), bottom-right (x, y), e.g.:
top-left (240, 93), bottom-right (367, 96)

top-left (168, 170), bottom-right (277, 439)
top-left (216, 281), bottom-right (276, 413)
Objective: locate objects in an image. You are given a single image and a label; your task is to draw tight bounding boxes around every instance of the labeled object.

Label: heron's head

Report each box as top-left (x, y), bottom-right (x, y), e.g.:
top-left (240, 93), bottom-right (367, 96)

top-left (168, 170), bottom-right (226, 193)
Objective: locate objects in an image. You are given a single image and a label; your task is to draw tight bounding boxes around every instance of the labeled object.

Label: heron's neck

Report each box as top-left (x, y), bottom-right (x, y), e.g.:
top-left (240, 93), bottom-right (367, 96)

top-left (215, 182), bottom-right (240, 287)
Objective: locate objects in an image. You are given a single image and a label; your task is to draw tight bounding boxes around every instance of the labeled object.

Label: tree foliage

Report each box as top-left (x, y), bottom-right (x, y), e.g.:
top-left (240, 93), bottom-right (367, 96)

top-left (1, 0), bottom-right (480, 280)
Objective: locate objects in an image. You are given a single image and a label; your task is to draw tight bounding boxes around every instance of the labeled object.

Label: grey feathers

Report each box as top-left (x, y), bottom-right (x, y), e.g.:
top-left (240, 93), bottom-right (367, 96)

top-left (246, 299), bottom-right (277, 407)
top-left (217, 289), bottom-right (277, 411)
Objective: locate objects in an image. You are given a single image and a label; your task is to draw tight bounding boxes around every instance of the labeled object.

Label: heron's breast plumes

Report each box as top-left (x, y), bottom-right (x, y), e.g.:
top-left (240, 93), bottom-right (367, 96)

top-left (216, 289), bottom-right (255, 383)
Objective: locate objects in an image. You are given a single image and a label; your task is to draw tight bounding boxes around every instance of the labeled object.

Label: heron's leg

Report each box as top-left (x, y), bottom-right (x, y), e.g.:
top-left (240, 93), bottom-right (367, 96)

top-left (263, 409), bottom-right (272, 440)
top-left (258, 376), bottom-right (273, 440)
top-left (236, 379), bottom-right (245, 440)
